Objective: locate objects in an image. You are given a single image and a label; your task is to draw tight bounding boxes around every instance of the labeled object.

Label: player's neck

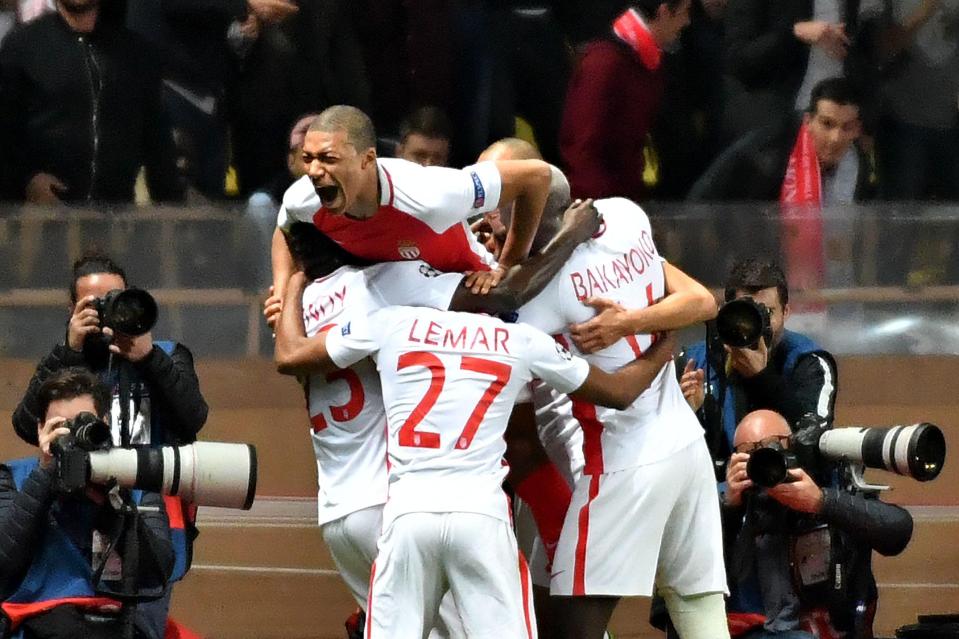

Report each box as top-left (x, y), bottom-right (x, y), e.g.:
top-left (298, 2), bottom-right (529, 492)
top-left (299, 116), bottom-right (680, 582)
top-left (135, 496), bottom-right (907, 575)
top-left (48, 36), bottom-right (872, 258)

top-left (347, 165), bottom-right (382, 220)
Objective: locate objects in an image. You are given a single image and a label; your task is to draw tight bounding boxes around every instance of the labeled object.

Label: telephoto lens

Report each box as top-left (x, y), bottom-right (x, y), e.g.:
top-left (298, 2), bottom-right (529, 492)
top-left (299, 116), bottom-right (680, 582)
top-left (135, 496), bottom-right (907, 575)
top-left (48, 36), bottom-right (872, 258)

top-left (818, 423), bottom-right (946, 481)
top-left (96, 288), bottom-right (158, 336)
top-left (716, 297), bottom-right (771, 348)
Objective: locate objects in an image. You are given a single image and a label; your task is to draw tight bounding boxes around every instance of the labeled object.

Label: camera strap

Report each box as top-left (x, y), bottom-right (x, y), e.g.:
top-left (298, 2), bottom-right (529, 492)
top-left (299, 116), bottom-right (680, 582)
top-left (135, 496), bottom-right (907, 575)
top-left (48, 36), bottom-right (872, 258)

top-left (117, 362), bottom-right (132, 448)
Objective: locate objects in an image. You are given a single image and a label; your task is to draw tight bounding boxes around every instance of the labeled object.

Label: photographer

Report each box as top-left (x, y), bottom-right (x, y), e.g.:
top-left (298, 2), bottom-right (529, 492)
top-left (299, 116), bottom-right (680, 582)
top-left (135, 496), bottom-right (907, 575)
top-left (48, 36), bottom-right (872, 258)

top-left (1, 369), bottom-right (175, 639)
top-left (683, 258), bottom-right (837, 468)
top-left (719, 409), bottom-right (913, 638)
top-left (12, 254), bottom-right (208, 448)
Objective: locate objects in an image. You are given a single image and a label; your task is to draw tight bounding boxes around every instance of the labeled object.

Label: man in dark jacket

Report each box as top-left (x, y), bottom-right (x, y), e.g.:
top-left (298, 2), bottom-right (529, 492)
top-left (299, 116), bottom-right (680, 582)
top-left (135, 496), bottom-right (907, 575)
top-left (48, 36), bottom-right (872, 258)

top-left (559, 0), bottom-right (692, 202)
top-left (12, 253), bottom-right (208, 448)
top-left (0, 0), bottom-right (183, 204)
top-left (1, 368), bottom-right (174, 639)
top-left (721, 0), bottom-right (884, 141)
top-left (690, 77), bottom-right (872, 203)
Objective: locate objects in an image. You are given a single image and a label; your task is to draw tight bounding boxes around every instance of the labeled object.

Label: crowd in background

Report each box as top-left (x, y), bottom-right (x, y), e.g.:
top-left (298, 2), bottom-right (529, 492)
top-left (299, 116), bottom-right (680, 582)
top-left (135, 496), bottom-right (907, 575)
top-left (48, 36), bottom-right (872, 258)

top-left (0, 0), bottom-right (957, 210)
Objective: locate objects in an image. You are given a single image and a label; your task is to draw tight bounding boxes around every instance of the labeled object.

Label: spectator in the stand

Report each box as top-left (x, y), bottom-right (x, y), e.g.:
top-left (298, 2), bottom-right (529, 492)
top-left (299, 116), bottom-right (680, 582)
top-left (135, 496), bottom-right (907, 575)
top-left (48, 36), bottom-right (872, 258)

top-left (395, 106), bottom-right (453, 168)
top-left (559, 1), bottom-right (692, 202)
top-left (126, 0), bottom-right (299, 199)
top-left (689, 77), bottom-right (872, 203)
top-left (246, 113), bottom-right (318, 284)
top-left (0, 0), bottom-right (183, 204)
top-left (653, 0), bottom-right (729, 199)
top-left (865, 0), bottom-right (959, 200)
top-left (722, 0), bottom-right (880, 142)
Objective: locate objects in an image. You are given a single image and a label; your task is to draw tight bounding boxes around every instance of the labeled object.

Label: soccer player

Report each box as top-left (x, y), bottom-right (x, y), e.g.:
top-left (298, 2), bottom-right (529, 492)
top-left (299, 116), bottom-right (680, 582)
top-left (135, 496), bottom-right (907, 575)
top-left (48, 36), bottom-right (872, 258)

top-left (264, 105), bottom-right (554, 328)
top-left (495, 170), bottom-right (729, 639)
top-left (272, 199), bottom-right (599, 628)
top-left (277, 269), bottom-right (678, 637)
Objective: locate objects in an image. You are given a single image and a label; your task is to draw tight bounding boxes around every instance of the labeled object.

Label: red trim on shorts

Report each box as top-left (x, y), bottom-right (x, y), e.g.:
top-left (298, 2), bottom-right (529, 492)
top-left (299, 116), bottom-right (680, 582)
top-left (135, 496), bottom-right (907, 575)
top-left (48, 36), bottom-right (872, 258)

top-left (366, 561), bottom-right (377, 637)
top-left (382, 166), bottom-right (395, 207)
top-left (573, 474), bottom-right (601, 596)
top-left (519, 554), bottom-right (534, 639)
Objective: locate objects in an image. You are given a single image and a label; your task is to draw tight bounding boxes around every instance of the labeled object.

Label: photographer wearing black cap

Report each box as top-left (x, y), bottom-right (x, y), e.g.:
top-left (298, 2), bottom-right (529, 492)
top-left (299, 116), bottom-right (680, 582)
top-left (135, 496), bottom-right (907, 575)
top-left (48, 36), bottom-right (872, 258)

top-left (682, 258), bottom-right (838, 475)
top-left (12, 253), bottom-right (208, 449)
top-left (1, 368), bottom-right (174, 639)
top-left (716, 409), bottom-right (913, 639)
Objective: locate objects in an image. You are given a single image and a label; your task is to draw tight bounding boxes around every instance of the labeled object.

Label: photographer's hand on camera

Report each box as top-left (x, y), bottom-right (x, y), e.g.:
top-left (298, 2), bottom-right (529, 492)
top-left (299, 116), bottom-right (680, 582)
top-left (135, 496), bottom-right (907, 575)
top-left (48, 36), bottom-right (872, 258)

top-left (724, 452), bottom-right (753, 508)
top-left (67, 295), bottom-right (102, 352)
top-left (726, 338), bottom-right (769, 379)
top-left (103, 327), bottom-right (154, 363)
top-left (766, 468), bottom-right (824, 514)
top-left (37, 416), bottom-right (71, 469)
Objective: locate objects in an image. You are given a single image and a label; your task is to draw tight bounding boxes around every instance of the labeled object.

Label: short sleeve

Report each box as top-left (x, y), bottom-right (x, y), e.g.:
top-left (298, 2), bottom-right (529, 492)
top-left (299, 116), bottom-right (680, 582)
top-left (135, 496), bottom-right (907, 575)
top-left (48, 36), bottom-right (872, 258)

top-left (522, 326), bottom-right (590, 395)
top-left (364, 261), bottom-right (462, 311)
top-left (276, 176), bottom-right (320, 231)
top-left (324, 310), bottom-right (383, 369)
top-left (403, 161), bottom-right (503, 231)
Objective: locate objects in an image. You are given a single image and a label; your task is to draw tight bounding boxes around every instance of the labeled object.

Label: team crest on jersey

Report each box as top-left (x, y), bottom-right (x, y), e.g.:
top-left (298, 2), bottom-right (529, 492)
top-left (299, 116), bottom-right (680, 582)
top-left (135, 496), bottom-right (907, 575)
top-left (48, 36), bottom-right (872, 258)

top-left (470, 171), bottom-right (486, 209)
top-left (418, 264), bottom-right (442, 278)
top-left (397, 241), bottom-right (421, 260)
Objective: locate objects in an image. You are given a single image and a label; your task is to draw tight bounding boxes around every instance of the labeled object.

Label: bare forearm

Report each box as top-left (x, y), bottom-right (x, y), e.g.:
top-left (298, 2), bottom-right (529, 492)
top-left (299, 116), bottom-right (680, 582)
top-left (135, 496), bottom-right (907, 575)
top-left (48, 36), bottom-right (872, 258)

top-left (495, 161), bottom-right (551, 267)
top-left (271, 227), bottom-right (295, 300)
top-left (621, 290), bottom-right (717, 334)
top-left (274, 277), bottom-right (335, 376)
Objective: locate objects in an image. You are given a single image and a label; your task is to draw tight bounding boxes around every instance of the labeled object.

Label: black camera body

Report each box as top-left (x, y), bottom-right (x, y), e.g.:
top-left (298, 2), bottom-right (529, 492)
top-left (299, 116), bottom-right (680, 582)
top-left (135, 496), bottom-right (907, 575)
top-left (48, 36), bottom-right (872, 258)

top-left (93, 288), bottom-right (158, 337)
top-left (716, 296), bottom-right (773, 350)
top-left (50, 412), bottom-right (112, 493)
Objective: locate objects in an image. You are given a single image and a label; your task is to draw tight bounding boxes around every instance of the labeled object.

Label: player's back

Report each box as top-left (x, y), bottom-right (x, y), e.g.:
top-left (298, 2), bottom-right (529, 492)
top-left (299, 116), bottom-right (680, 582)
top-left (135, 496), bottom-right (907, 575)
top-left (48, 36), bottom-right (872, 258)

top-left (337, 305), bottom-right (587, 527)
top-left (518, 198), bottom-right (701, 474)
top-left (302, 267), bottom-right (387, 525)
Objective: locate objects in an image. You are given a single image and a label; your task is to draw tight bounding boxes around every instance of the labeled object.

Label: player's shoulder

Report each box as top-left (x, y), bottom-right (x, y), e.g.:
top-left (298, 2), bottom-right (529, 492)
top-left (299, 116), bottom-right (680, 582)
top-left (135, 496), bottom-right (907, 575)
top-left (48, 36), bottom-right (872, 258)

top-left (380, 158), bottom-right (473, 208)
top-left (282, 175), bottom-right (320, 216)
top-left (594, 197), bottom-right (650, 228)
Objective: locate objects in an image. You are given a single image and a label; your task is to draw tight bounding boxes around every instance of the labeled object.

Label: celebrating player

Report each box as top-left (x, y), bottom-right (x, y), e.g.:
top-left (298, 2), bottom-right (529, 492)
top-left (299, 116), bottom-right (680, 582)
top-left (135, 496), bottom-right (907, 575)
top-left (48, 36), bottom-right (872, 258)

top-left (277, 263), bottom-right (678, 636)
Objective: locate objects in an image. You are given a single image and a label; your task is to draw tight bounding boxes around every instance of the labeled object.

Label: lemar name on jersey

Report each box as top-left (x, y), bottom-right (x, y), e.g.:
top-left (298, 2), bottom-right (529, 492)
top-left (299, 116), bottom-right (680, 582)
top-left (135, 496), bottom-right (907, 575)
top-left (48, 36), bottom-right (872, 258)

top-left (406, 318), bottom-right (511, 355)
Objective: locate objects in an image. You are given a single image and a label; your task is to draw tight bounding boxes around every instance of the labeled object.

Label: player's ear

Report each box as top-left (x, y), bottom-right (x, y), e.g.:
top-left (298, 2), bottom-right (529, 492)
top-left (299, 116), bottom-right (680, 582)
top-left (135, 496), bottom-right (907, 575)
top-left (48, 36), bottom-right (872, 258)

top-left (362, 147), bottom-right (377, 169)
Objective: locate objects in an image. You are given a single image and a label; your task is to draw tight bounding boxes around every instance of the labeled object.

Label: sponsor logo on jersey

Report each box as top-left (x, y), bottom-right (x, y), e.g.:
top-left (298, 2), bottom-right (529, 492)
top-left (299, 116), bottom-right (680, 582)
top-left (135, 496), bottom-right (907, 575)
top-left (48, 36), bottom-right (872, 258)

top-left (418, 264), bottom-right (442, 278)
top-left (470, 171), bottom-right (486, 209)
top-left (398, 241), bottom-right (421, 260)
top-left (341, 322), bottom-right (351, 336)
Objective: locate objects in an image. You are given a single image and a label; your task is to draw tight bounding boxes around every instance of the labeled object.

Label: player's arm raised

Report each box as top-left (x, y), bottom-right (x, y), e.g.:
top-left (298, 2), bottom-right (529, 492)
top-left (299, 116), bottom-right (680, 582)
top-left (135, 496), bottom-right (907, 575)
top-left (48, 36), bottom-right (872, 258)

top-left (273, 271), bottom-right (338, 377)
top-left (571, 332), bottom-right (677, 410)
top-left (571, 262), bottom-right (717, 353)
top-left (464, 160), bottom-right (552, 294)
top-left (451, 199), bottom-right (600, 314)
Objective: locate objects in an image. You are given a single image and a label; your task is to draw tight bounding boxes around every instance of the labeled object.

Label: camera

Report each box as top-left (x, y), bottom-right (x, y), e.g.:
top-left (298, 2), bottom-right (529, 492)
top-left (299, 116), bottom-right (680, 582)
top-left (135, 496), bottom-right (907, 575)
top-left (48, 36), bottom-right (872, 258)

top-left (746, 421), bottom-right (946, 489)
top-left (54, 437), bottom-right (258, 510)
top-left (94, 288), bottom-right (159, 337)
top-left (715, 297), bottom-right (773, 349)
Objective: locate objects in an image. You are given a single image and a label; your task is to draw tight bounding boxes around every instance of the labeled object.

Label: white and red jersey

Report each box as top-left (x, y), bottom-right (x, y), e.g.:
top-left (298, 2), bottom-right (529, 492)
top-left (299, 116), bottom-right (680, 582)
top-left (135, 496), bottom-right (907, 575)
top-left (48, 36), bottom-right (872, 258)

top-left (302, 261), bottom-right (462, 525)
top-left (325, 306), bottom-right (590, 528)
top-left (517, 197), bottom-right (703, 475)
top-left (278, 158), bottom-right (501, 273)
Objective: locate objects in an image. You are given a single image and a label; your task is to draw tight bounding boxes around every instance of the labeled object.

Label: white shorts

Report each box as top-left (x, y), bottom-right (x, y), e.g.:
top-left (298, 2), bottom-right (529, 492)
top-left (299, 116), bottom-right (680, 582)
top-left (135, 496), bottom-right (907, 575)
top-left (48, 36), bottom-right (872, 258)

top-left (322, 505), bottom-right (382, 610)
top-left (551, 437), bottom-right (727, 598)
top-left (322, 506), bottom-right (465, 638)
top-left (367, 512), bottom-right (537, 639)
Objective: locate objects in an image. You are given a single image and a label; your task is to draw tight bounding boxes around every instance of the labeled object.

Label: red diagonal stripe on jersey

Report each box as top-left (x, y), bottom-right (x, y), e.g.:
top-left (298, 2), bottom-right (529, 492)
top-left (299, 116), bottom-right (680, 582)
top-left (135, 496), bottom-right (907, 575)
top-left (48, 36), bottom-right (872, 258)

top-left (573, 474), bottom-right (601, 596)
top-left (554, 334), bottom-right (604, 475)
top-left (519, 553), bottom-right (533, 638)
